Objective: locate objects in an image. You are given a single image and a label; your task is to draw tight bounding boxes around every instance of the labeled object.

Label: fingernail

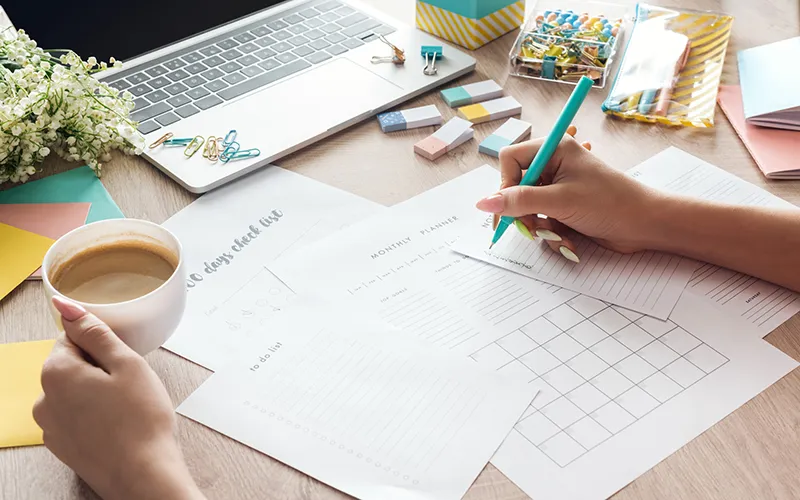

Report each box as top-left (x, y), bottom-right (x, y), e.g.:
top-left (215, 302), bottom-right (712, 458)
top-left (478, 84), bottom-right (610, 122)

top-left (514, 220), bottom-right (535, 240)
top-left (52, 296), bottom-right (87, 322)
top-left (476, 194), bottom-right (504, 214)
top-left (535, 229), bottom-right (562, 242)
top-left (560, 246), bottom-right (581, 263)
top-left (582, 141), bottom-right (592, 151)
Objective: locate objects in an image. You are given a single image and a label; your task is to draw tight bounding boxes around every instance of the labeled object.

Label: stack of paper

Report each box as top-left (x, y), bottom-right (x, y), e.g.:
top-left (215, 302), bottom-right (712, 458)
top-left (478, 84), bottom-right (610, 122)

top-left (738, 37), bottom-right (800, 131)
top-left (0, 167), bottom-right (123, 297)
top-left (174, 149), bottom-right (798, 500)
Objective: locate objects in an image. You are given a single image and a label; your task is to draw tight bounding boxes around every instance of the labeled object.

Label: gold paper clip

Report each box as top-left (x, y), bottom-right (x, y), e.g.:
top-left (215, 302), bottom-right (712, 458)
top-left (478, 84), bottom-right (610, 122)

top-left (149, 132), bottom-right (174, 149)
top-left (183, 136), bottom-right (205, 158)
top-left (202, 137), bottom-right (219, 161)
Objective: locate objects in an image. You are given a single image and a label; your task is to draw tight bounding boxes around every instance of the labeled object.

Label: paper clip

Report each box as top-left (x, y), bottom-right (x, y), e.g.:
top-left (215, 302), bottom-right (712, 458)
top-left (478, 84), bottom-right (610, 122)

top-left (222, 129), bottom-right (238, 147)
top-left (164, 137), bottom-right (195, 146)
top-left (219, 141), bottom-right (241, 162)
top-left (202, 137), bottom-right (220, 162)
top-left (183, 136), bottom-right (205, 158)
top-left (224, 148), bottom-right (261, 163)
top-left (148, 132), bottom-right (173, 149)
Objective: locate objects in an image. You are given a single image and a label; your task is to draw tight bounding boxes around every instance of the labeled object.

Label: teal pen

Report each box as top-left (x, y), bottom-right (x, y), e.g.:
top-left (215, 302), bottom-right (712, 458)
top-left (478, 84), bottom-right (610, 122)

top-left (490, 76), bottom-right (594, 248)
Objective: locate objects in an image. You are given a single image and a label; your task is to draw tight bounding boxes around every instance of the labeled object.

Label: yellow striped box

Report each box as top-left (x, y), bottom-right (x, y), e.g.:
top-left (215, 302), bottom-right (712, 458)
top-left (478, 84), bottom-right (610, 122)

top-left (416, 0), bottom-right (526, 50)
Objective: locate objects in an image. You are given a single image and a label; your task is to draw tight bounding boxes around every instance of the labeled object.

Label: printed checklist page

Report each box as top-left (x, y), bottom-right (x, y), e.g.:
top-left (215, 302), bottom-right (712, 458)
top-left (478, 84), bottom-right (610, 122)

top-left (178, 298), bottom-right (536, 500)
top-left (627, 147), bottom-right (800, 336)
top-left (161, 166), bottom-right (384, 370)
top-left (453, 228), bottom-right (697, 320)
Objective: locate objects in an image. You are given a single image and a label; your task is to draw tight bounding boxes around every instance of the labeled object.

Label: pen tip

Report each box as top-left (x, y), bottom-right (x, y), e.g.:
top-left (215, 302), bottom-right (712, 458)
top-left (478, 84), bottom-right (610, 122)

top-left (488, 242), bottom-right (494, 250)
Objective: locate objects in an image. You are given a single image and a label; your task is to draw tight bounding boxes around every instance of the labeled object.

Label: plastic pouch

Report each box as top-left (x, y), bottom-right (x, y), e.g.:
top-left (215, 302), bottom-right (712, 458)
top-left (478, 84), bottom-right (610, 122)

top-left (602, 3), bottom-right (733, 127)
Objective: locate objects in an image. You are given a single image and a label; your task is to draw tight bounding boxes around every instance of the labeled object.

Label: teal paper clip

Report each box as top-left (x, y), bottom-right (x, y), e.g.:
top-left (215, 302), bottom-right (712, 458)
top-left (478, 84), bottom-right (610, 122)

top-left (219, 142), bottom-right (240, 162)
top-left (222, 129), bottom-right (237, 147)
top-left (163, 138), bottom-right (194, 146)
top-left (222, 147), bottom-right (261, 163)
top-left (228, 148), bottom-right (261, 162)
top-left (421, 45), bottom-right (443, 58)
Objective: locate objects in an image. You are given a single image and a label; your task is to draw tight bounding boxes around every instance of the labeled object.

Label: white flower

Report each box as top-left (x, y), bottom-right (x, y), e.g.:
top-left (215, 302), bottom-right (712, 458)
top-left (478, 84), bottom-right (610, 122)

top-left (39, 146), bottom-right (50, 156)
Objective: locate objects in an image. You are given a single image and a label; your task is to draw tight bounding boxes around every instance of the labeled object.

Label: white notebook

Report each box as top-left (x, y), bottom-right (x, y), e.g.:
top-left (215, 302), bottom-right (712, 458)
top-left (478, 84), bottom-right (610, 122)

top-left (738, 37), bottom-right (800, 131)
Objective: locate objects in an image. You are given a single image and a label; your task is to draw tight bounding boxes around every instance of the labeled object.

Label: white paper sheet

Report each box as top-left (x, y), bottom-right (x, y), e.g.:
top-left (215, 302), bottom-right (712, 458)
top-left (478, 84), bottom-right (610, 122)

top-left (178, 299), bottom-right (537, 500)
top-left (490, 293), bottom-right (798, 500)
top-left (161, 167), bottom-right (383, 370)
top-left (454, 228), bottom-right (697, 319)
top-left (270, 166), bottom-right (575, 358)
top-left (627, 147), bottom-right (800, 336)
top-left (266, 164), bottom-right (798, 500)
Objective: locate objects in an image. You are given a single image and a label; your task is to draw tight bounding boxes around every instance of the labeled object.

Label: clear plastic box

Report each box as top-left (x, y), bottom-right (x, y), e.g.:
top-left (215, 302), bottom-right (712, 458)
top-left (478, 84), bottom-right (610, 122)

top-left (508, 1), bottom-right (631, 87)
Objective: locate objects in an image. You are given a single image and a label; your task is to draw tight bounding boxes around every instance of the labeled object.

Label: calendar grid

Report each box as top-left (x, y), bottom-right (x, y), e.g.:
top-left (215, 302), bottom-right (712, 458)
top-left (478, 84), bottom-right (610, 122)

top-left (470, 294), bottom-right (729, 468)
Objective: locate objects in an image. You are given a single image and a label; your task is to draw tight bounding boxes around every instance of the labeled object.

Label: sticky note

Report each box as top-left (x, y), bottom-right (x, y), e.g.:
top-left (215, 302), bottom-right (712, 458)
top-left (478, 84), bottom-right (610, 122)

top-left (0, 203), bottom-right (91, 279)
top-left (458, 96), bottom-right (522, 124)
top-left (441, 80), bottom-right (504, 107)
top-left (377, 105), bottom-right (443, 133)
top-left (0, 166), bottom-right (123, 223)
top-left (414, 117), bottom-right (474, 161)
top-left (0, 223), bottom-right (55, 302)
top-left (479, 118), bottom-right (532, 157)
top-left (0, 339), bottom-right (56, 448)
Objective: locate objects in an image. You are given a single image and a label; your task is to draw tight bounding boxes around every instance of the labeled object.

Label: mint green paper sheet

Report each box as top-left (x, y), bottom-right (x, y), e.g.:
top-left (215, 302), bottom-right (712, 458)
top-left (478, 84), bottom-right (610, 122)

top-left (0, 167), bottom-right (124, 223)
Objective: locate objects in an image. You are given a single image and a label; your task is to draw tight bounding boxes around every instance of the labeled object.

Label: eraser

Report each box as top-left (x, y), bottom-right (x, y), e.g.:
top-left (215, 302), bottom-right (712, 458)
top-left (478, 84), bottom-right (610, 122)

top-left (440, 80), bottom-right (504, 107)
top-left (457, 96), bottom-right (522, 124)
top-left (478, 118), bottom-right (532, 157)
top-left (377, 105), bottom-right (443, 133)
top-left (414, 117), bottom-right (474, 161)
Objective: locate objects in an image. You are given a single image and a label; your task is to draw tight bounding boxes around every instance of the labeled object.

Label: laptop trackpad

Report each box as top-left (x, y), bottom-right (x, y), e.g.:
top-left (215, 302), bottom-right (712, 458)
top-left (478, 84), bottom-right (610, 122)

top-left (225, 58), bottom-right (403, 153)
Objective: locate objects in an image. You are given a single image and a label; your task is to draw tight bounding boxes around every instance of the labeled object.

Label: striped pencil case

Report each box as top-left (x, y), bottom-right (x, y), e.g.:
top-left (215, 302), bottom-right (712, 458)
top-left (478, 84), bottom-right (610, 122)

top-left (602, 3), bottom-right (734, 127)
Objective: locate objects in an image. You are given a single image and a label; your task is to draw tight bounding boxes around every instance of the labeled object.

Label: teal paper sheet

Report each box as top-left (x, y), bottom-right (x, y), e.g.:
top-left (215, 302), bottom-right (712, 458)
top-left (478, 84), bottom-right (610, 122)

top-left (0, 167), bottom-right (124, 223)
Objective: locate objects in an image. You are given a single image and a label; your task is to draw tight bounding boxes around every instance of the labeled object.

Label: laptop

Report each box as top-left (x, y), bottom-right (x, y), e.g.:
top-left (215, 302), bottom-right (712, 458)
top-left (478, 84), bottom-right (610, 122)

top-left (7, 0), bottom-right (476, 193)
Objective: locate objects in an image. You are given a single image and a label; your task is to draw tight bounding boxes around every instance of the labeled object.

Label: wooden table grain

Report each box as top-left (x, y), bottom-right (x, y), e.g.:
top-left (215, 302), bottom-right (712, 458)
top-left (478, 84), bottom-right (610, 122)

top-left (2, 1), bottom-right (800, 499)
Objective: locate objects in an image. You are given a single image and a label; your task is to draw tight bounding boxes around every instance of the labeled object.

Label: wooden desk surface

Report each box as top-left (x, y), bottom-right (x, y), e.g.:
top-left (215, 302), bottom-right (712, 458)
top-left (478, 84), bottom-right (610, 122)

top-left (2, 1), bottom-right (800, 498)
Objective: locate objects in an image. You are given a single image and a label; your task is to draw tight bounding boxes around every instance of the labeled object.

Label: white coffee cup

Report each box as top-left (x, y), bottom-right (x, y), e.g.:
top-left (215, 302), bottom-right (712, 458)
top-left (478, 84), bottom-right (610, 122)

top-left (42, 219), bottom-right (187, 356)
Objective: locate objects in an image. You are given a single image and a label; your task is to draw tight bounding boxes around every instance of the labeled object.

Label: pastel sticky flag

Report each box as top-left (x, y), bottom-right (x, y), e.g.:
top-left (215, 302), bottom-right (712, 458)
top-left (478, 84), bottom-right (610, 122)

top-left (479, 118), bottom-right (532, 157)
top-left (0, 166), bottom-right (123, 223)
top-left (377, 105), bottom-right (443, 133)
top-left (441, 80), bottom-right (504, 107)
top-left (0, 223), bottom-right (55, 302)
top-left (458, 96), bottom-right (522, 124)
top-left (414, 117), bottom-right (474, 161)
top-left (0, 339), bottom-right (56, 448)
top-left (0, 203), bottom-right (91, 279)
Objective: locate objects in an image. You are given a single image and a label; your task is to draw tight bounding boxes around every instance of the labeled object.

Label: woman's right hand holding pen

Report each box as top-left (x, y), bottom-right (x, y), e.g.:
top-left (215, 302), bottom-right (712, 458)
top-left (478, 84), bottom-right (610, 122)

top-left (475, 128), bottom-right (667, 263)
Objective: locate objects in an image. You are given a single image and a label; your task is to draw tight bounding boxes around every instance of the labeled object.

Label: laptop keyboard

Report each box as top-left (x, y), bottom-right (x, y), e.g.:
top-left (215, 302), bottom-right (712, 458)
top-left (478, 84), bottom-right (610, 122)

top-left (105, 0), bottom-right (396, 135)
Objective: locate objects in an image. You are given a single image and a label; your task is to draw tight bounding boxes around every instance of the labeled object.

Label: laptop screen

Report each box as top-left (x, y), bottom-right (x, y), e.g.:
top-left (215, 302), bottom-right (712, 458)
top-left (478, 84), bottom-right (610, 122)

top-left (4, 0), bottom-right (286, 63)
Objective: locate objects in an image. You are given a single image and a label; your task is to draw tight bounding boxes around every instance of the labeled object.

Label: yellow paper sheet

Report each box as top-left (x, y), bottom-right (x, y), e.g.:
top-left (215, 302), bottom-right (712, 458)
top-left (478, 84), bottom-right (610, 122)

top-left (0, 222), bottom-right (55, 301)
top-left (0, 339), bottom-right (56, 448)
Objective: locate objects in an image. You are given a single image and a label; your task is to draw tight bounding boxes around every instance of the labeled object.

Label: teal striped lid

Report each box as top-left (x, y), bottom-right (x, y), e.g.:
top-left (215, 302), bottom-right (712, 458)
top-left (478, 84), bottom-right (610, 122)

top-left (419, 0), bottom-right (519, 20)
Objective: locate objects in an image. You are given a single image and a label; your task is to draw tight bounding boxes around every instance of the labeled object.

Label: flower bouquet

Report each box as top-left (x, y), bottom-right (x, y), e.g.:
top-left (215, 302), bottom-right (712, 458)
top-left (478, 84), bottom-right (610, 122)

top-left (0, 28), bottom-right (144, 184)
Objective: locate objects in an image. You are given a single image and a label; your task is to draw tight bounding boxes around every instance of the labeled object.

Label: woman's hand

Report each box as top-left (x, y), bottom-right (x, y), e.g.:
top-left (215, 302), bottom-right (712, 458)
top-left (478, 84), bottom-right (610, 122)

top-left (476, 130), bottom-right (665, 262)
top-left (33, 297), bottom-right (204, 500)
